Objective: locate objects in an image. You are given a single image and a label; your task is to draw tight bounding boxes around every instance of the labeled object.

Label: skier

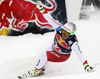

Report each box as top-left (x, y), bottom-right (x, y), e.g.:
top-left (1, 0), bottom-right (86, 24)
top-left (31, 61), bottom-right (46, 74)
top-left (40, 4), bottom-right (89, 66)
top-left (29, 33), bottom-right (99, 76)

top-left (19, 22), bottom-right (93, 79)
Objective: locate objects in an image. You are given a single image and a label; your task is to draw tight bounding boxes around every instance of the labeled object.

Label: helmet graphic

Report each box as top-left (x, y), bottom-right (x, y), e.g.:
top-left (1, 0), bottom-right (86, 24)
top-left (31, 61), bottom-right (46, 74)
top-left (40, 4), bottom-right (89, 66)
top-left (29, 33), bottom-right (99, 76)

top-left (62, 22), bottom-right (76, 36)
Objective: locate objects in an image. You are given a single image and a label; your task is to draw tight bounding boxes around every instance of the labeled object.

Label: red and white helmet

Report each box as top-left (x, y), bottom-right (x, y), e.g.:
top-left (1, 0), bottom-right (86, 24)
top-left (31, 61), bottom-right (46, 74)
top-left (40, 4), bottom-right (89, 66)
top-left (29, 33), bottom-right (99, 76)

top-left (62, 22), bottom-right (76, 35)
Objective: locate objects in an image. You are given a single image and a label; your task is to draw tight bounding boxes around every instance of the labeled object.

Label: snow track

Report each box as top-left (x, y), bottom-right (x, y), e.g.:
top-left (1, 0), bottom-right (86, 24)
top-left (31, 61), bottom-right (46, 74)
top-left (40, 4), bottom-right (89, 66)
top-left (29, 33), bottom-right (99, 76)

top-left (0, 12), bottom-right (100, 79)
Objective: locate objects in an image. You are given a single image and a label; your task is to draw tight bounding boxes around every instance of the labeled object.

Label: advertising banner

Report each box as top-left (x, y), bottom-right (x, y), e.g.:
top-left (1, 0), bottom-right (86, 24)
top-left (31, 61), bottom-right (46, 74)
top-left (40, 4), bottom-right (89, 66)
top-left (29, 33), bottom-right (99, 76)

top-left (0, 0), bottom-right (67, 36)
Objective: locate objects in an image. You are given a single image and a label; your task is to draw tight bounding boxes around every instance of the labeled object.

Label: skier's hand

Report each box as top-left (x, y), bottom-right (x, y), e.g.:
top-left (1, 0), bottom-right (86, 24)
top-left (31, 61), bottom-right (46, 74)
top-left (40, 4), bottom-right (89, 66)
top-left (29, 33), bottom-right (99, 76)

top-left (84, 64), bottom-right (94, 72)
top-left (37, 1), bottom-right (43, 10)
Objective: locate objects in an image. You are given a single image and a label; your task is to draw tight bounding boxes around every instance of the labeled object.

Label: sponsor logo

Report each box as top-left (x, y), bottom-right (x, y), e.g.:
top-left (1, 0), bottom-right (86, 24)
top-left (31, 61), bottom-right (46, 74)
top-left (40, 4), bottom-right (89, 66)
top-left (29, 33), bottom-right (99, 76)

top-left (0, 0), bottom-right (56, 30)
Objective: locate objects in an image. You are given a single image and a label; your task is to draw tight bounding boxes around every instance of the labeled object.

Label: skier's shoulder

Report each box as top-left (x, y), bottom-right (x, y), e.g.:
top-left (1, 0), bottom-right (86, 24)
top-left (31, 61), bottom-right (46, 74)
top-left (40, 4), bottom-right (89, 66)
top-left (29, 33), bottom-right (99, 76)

top-left (56, 30), bottom-right (62, 36)
top-left (65, 35), bottom-right (78, 46)
top-left (70, 35), bottom-right (78, 42)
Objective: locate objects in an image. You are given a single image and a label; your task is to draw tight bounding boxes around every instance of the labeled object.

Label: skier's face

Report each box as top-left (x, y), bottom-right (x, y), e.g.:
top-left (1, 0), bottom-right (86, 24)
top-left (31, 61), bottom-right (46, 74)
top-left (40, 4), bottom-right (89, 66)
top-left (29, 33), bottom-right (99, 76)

top-left (62, 33), bottom-right (69, 39)
top-left (62, 29), bottom-right (70, 39)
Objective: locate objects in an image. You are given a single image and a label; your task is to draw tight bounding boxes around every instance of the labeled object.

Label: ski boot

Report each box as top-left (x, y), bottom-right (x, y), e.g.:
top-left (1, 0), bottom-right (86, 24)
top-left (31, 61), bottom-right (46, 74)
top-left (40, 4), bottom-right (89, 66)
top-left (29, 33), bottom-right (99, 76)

top-left (28, 68), bottom-right (45, 77)
top-left (18, 69), bottom-right (45, 79)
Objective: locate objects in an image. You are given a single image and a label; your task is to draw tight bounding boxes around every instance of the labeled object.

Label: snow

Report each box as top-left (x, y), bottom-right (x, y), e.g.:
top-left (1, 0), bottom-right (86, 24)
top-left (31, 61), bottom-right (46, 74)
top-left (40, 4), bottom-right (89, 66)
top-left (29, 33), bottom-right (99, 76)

top-left (1, 9), bottom-right (100, 79)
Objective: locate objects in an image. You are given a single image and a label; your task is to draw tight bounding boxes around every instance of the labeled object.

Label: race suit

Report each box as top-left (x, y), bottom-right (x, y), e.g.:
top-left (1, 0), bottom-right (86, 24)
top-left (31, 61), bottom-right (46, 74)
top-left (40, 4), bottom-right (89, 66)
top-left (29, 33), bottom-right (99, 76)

top-left (35, 26), bottom-right (88, 70)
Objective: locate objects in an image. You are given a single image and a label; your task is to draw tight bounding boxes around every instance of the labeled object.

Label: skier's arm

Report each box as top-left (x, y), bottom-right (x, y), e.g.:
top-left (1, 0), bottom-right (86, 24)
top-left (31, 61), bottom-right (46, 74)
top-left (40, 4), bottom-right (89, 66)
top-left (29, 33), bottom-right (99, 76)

top-left (71, 42), bottom-right (94, 72)
top-left (37, 1), bottom-right (62, 29)
top-left (55, 25), bottom-right (63, 31)
top-left (43, 13), bottom-right (62, 29)
top-left (71, 42), bottom-right (87, 65)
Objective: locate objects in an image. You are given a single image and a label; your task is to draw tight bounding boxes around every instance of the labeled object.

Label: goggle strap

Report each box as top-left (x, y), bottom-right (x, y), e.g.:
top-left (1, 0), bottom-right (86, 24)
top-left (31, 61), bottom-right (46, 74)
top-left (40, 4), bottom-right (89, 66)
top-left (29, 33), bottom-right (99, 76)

top-left (70, 30), bottom-right (76, 35)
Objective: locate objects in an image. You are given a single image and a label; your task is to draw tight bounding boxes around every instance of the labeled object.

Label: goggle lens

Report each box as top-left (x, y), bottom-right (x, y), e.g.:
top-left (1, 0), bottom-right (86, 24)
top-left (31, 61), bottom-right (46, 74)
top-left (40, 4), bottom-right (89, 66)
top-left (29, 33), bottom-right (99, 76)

top-left (62, 29), bottom-right (70, 37)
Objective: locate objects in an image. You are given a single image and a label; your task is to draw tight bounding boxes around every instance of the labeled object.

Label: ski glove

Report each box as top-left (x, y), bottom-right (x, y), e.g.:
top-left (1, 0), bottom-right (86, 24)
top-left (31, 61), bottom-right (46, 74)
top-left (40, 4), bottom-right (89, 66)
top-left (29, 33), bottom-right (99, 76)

top-left (84, 64), bottom-right (94, 72)
top-left (37, 1), bottom-right (43, 10)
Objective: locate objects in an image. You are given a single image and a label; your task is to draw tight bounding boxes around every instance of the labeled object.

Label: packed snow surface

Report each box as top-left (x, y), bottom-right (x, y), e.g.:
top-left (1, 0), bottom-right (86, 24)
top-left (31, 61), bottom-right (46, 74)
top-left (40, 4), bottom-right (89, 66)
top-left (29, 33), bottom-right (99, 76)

top-left (0, 13), bottom-right (100, 79)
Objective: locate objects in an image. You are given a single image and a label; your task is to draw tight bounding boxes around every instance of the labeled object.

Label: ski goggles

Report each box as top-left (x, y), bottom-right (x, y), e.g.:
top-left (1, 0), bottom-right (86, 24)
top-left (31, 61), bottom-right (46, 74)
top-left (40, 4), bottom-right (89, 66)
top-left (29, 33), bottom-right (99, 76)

top-left (62, 29), bottom-right (70, 37)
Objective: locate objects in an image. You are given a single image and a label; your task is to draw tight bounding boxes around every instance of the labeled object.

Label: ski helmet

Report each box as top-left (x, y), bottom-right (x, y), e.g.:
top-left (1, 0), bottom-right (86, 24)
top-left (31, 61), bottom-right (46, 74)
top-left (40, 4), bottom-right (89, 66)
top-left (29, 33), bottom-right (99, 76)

top-left (62, 22), bottom-right (76, 36)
